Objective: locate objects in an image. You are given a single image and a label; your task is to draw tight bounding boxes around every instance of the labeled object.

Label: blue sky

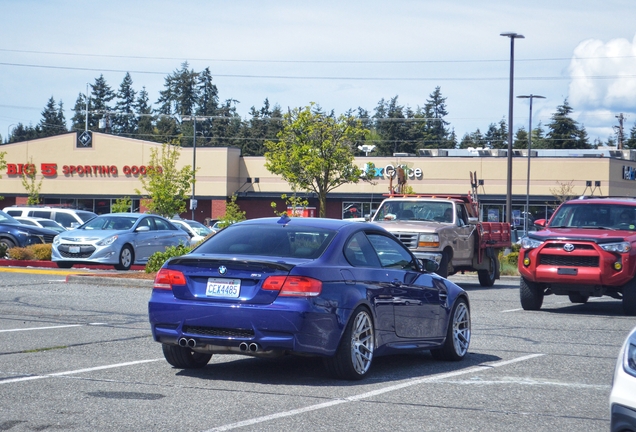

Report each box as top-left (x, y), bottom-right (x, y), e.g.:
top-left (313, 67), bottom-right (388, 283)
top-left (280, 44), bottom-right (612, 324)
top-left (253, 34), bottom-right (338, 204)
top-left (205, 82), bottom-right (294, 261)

top-left (1, 0), bottom-right (636, 144)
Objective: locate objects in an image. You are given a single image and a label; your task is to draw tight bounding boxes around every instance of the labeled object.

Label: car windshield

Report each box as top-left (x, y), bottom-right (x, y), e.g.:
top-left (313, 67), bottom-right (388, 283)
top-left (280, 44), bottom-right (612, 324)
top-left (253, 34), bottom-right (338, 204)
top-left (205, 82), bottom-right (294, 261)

top-left (77, 211), bottom-right (98, 222)
top-left (0, 210), bottom-right (20, 225)
top-left (81, 216), bottom-right (137, 231)
top-left (195, 223), bottom-right (336, 259)
top-left (184, 220), bottom-right (212, 236)
top-left (549, 203), bottom-right (636, 230)
top-left (374, 201), bottom-right (453, 222)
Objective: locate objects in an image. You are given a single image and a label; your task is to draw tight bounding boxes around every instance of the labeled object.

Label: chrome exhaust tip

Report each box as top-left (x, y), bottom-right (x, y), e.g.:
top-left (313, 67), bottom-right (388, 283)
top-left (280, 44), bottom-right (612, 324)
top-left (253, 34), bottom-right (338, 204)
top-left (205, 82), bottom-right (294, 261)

top-left (187, 338), bottom-right (196, 348)
top-left (239, 342), bottom-right (249, 352)
top-left (249, 343), bottom-right (259, 352)
top-left (178, 337), bottom-right (188, 347)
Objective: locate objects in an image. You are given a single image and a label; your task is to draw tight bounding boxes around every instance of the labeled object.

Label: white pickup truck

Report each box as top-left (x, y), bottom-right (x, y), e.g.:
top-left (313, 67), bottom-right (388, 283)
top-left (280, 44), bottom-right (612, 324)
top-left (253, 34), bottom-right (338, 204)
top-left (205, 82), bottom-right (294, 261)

top-left (371, 194), bottom-right (511, 287)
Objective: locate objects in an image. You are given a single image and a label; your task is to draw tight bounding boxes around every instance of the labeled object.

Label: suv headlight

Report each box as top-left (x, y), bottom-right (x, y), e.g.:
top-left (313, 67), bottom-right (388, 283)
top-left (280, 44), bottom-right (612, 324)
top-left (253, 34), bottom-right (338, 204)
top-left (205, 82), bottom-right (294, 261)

top-left (97, 235), bottom-right (118, 246)
top-left (520, 237), bottom-right (544, 250)
top-left (418, 233), bottom-right (439, 248)
top-left (601, 242), bottom-right (631, 253)
top-left (624, 339), bottom-right (636, 378)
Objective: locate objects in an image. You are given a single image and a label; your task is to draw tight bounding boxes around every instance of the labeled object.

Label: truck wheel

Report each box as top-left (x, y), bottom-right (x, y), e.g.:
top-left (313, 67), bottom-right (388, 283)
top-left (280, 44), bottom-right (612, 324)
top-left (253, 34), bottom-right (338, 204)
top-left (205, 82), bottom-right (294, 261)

top-left (568, 293), bottom-right (589, 304)
top-left (622, 279), bottom-right (636, 316)
top-left (477, 255), bottom-right (499, 287)
top-left (436, 252), bottom-right (449, 278)
top-left (520, 277), bottom-right (544, 310)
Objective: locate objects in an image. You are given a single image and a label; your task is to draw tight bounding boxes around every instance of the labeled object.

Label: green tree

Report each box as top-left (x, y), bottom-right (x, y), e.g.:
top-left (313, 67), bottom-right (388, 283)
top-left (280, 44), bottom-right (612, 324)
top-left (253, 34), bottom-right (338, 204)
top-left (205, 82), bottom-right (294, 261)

top-left (157, 61), bottom-right (198, 117)
top-left (113, 72), bottom-right (138, 136)
top-left (423, 86), bottom-right (451, 148)
top-left (135, 142), bottom-right (194, 217)
top-left (626, 122), bottom-right (636, 149)
top-left (264, 103), bottom-right (369, 217)
top-left (136, 87), bottom-right (155, 140)
top-left (0, 151), bottom-right (6, 200)
top-left (374, 96), bottom-right (410, 156)
top-left (90, 75), bottom-right (116, 132)
top-left (111, 197), bottom-right (132, 213)
top-left (21, 158), bottom-right (42, 205)
top-left (218, 195), bottom-right (246, 228)
top-left (70, 92), bottom-right (88, 132)
top-left (8, 123), bottom-right (39, 143)
top-left (39, 97), bottom-right (67, 137)
top-left (546, 99), bottom-right (590, 149)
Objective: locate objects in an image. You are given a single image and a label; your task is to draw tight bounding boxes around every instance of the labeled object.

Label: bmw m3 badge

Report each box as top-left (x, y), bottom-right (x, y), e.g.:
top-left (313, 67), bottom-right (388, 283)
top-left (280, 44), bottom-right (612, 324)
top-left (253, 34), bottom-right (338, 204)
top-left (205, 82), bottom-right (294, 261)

top-left (218, 266), bottom-right (227, 275)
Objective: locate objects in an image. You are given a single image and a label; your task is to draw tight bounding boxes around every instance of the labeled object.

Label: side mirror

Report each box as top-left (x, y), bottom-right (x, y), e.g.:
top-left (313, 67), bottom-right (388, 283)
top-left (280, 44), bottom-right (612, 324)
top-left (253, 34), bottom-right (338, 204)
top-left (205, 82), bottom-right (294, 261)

top-left (70, 222), bottom-right (80, 229)
top-left (534, 219), bottom-right (546, 227)
top-left (419, 258), bottom-right (439, 273)
top-left (136, 226), bottom-right (150, 232)
top-left (467, 217), bottom-right (478, 225)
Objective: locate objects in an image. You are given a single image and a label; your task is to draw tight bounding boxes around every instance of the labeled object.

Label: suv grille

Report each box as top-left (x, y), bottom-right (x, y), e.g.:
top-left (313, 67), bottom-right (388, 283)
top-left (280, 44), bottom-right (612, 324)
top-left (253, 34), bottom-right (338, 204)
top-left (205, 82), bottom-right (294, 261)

top-left (539, 254), bottom-right (599, 267)
top-left (182, 326), bottom-right (255, 338)
top-left (393, 232), bottom-right (418, 249)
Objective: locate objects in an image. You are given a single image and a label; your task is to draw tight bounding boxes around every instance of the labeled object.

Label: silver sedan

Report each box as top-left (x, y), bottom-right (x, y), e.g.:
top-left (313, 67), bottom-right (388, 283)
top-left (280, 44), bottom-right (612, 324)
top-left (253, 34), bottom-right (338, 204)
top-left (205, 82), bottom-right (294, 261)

top-left (52, 213), bottom-right (190, 270)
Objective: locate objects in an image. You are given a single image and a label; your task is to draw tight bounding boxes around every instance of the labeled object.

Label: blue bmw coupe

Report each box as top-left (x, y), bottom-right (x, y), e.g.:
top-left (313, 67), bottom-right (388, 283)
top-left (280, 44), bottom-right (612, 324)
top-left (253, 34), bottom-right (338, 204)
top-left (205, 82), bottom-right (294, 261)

top-left (148, 216), bottom-right (471, 380)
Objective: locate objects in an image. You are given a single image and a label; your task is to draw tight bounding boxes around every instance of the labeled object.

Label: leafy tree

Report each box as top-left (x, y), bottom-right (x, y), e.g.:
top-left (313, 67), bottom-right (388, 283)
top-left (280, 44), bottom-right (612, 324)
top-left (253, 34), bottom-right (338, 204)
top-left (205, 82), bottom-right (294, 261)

top-left (546, 99), bottom-right (590, 149)
top-left (112, 72), bottom-right (138, 136)
top-left (39, 97), bottom-right (67, 137)
top-left (90, 75), bottom-right (116, 132)
top-left (135, 142), bottom-right (194, 217)
top-left (549, 180), bottom-right (576, 208)
top-left (111, 197), bottom-right (132, 213)
top-left (264, 103), bottom-right (370, 217)
top-left (218, 195), bottom-right (246, 228)
top-left (21, 158), bottom-right (42, 205)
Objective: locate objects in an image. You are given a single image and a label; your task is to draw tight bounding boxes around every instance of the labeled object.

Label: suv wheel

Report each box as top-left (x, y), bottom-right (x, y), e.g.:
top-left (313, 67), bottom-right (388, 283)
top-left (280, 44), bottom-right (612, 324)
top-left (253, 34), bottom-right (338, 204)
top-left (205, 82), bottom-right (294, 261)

top-left (520, 277), bottom-right (544, 310)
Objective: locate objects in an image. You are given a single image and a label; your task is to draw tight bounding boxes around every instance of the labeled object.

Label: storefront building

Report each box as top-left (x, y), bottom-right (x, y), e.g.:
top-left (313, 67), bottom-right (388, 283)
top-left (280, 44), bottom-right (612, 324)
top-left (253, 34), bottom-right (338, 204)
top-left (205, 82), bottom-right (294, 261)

top-left (1, 132), bottom-right (636, 225)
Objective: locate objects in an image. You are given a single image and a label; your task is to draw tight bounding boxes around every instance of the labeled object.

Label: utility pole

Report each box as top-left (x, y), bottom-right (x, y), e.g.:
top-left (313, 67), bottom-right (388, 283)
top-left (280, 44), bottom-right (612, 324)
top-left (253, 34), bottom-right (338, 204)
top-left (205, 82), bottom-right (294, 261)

top-left (615, 113), bottom-right (625, 150)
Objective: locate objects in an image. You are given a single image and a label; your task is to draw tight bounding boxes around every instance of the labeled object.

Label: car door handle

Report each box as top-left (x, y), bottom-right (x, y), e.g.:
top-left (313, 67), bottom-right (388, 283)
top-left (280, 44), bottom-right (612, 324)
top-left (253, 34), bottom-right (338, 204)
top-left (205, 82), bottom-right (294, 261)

top-left (390, 279), bottom-right (402, 287)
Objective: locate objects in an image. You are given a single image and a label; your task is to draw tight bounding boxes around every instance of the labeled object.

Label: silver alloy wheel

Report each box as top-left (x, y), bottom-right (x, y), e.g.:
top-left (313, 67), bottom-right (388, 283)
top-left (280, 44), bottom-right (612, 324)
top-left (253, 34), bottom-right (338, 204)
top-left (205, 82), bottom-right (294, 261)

top-left (120, 247), bottom-right (132, 268)
top-left (350, 311), bottom-right (374, 375)
top-left (452, 302), bottom-right (471, 356)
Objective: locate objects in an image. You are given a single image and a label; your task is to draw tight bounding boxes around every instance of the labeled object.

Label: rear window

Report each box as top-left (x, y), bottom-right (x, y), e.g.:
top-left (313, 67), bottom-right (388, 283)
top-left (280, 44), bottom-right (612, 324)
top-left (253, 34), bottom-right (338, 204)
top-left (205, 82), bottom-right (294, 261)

top-left (77, 211), bottom-right (97, 222)
top-left (195, 224), bottom-right (336, 259)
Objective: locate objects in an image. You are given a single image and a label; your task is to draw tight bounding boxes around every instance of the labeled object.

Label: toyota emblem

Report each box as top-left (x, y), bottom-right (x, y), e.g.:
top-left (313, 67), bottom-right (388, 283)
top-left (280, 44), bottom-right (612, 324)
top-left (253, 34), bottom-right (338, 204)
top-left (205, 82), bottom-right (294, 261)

top-left (563, 243), bottom-right (575, 252)
top-left (218, 265), bottom-right (227, 275)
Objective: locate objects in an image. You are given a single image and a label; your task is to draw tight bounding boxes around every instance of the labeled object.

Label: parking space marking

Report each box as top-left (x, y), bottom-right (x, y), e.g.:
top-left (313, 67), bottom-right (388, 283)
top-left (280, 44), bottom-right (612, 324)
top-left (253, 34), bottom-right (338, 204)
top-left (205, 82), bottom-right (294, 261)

top-left (0, 358), bottom-right (163, 384)
top-left (206, 353), bottom-right (544, 432)
top-left (0, 324), bottom-right (84, 333)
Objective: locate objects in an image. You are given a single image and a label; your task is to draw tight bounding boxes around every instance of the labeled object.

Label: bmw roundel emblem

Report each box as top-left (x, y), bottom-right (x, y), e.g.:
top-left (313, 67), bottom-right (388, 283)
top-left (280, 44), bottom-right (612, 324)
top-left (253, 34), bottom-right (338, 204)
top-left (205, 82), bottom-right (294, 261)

top-left (218, 266), bottom-right (227, 275)
top-left (563, 243), bottom-right (575, 252)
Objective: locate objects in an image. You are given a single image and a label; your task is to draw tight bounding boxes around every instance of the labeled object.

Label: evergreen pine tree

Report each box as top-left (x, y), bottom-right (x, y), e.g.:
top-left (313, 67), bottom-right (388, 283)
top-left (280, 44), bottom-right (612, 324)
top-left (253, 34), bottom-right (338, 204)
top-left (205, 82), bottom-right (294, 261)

top-left (546, 99), bottom-right (590, 149)
top-left (424, 87), bottom-right (450, 148)
top-left (70, 92), bottom-right (88, 132)
top-left (38, 97), bottom-right (67, 137)
top-left (90, 75), bottom-right (115, 132)
top-left (113, 72), bottom-right (138, 136)
top-left (136, 87), bottom-right (155, 140)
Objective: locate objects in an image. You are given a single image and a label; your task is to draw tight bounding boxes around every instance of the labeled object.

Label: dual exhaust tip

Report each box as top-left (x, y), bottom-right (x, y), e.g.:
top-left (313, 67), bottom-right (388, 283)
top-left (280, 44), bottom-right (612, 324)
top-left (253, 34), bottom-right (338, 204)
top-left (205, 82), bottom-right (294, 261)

top-left (178, 338), bottom-right (259, 353)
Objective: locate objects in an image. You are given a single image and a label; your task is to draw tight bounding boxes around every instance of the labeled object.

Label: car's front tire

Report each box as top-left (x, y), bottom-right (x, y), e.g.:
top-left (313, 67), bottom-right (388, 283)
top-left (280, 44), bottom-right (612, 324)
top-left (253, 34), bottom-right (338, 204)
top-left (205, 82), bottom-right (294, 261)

top-left (436, 251), bottom-right (450, 278)
top-left (431, 297), bottom-right (470, 361)
top-left (477, 254), bottom-right (499, 287)
top-left (161, 344), bottom-right (212, 369)
top-left (324, 307), bottom-right (374, 380)
top-left (114, 245), bottom-right (133, 270)
top-left (520, 277), bottom-right (544, 310)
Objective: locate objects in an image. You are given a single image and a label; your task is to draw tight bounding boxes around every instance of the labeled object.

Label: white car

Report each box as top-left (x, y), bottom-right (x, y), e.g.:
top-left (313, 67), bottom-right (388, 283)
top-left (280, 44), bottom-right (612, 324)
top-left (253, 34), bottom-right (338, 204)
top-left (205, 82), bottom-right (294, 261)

top-left (610, 325), bottom-right (636, 432)
top-left (170, 219), bottom-right (213, 246)
top-left (14, 216), bottom-right (67, 233)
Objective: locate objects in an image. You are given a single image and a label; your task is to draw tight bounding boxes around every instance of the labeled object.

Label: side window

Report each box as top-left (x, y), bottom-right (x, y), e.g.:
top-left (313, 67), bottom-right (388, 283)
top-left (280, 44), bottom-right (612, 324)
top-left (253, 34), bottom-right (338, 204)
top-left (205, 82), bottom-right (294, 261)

top-left (55, 213), bottom-right (77, 228)
top-left (5, 210), bottom-right (21, 216)
top-left (153, 218), bottom-right (172, 231)
top-left (31, 211), bottom-right (52, 219)
top-left (367, 233), bottom-right (417, 270)
top-left (137, 217), bottom-right (153, 230)
top-left (344, 232), bottom-right (381, 268)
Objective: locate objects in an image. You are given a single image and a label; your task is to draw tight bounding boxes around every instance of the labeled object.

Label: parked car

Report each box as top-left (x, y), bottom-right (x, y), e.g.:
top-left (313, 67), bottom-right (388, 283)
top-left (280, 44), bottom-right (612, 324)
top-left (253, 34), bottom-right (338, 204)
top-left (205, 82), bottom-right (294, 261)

top-left (14, 216), bottom-right (67, 233)
top-left (3, 206), bottom-right (96, 229)
top-left (148, 216), bottom-right (471, 380)
top-left (51, 213), bottom-right (191, 270)
top-left (170, 219), bottom-right (214, 245)
top-left (0, 210), bottom-right (58, 250)
top-left (610, 325), bottom-right (636, 432)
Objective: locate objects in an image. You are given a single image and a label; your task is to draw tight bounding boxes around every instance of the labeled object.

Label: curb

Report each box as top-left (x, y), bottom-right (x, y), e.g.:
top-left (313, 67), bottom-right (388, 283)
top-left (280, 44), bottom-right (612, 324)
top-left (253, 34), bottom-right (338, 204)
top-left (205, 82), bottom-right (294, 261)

top-left (65, 273), bottom-right (154, 288)
top-left (0, 259), bottom-right (145, 271)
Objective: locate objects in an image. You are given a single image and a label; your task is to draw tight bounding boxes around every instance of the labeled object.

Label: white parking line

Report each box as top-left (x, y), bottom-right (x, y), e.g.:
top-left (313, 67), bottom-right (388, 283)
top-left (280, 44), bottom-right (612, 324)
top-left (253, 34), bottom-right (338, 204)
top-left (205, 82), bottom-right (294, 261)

top-left (0, 324), bottom-right (84, 333)
top-left (205, 353), bottom-right (544, 432)
top-left (0, 359), bottom-right (163, 384)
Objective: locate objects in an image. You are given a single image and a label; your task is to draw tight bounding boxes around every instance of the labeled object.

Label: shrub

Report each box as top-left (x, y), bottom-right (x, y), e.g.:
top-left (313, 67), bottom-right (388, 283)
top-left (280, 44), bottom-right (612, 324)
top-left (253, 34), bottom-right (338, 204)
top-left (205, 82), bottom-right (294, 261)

top-left (31, 244), bottom-right (52, 260)
top-left (146, 244), bottom-right (192, 273)
top-left (7, 247), bottom-right (35, 260)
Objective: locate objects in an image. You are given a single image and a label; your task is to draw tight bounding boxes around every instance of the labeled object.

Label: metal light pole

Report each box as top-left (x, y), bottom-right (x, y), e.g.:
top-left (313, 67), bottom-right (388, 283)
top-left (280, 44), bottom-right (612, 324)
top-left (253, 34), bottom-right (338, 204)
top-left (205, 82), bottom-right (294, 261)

top-left (181, 115), bottom-right (206, 220)
top-left (501, 32), bottom-right (524, 228)
top-left (517, 94), bottom-right (545, 235)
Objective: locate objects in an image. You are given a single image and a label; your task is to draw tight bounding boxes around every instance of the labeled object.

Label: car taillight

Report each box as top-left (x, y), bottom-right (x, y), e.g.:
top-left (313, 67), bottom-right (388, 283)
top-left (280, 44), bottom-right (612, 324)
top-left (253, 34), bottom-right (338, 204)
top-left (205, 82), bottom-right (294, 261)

top-left (262, 275), bottom-right (322, 297)
top-left (154, 268), bottom-right (187, 290)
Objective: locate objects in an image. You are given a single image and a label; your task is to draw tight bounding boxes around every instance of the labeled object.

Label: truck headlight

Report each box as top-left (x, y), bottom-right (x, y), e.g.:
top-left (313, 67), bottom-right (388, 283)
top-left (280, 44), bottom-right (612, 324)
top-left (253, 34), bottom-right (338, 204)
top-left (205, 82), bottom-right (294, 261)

top-left (601, 242), bottom-right (631, 253)
top-left (418, 234), bottom-right (439, 248)
top-left (520, 237), bottom-right (543, 250)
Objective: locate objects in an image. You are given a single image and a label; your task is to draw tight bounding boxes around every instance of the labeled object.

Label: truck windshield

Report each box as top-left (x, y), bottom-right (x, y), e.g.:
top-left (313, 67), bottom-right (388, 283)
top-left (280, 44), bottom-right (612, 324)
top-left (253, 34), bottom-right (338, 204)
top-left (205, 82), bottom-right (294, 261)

top-left (374, 201), bottom-right (454, 223)
top-left (549, 203), bottom-right (636, 230)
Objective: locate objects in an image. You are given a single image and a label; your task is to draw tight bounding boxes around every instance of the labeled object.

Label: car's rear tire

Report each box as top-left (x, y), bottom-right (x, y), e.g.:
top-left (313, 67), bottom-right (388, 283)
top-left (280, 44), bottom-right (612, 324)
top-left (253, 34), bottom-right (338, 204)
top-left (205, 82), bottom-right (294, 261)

top-left (161, 344), bottom-right (212, 369)
top-left (0, 238), bottom-right (16, 250)
top-left (323, 307), bottom-right (374, 380)
top-left (431, 297), bottom-right (470, 361)
top-left (477, 254), bottom-right (499, 287)
top-left (436, 251), bottom-right (450, 278)
top-left (520, 277), bottom-right (544, 310)
top-left (114, 245), bottom-right (133, 270)
top-left (568, 292), bottom-right (589, 304)
top-left (56, 262), bottom-right (74, 269)
top-left (622, 278), bottom-right (636, 316)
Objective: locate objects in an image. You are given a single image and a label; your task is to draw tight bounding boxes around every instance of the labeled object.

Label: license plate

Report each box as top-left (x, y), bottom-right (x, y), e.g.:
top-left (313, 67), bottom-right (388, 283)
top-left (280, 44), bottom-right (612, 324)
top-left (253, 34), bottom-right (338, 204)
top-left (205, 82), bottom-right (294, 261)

top-left (69, 246), bottom-right (80, 254)
top-left (206, 278), bottom-right (241, 298)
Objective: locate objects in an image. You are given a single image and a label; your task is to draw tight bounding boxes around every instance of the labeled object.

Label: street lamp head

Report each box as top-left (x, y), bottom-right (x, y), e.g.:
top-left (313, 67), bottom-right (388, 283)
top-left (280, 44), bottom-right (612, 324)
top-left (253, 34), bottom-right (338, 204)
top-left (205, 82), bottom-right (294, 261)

top-left (517, 95), bottom-right (546, 100)
top-left (500, 32), bottom-right (525, 39)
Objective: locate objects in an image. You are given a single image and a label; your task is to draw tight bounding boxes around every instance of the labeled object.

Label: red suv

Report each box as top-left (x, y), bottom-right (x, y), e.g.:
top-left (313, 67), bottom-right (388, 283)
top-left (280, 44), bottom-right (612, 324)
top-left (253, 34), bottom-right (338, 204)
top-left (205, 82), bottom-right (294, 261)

top-left (518, 197), bottom-right (636, 316)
